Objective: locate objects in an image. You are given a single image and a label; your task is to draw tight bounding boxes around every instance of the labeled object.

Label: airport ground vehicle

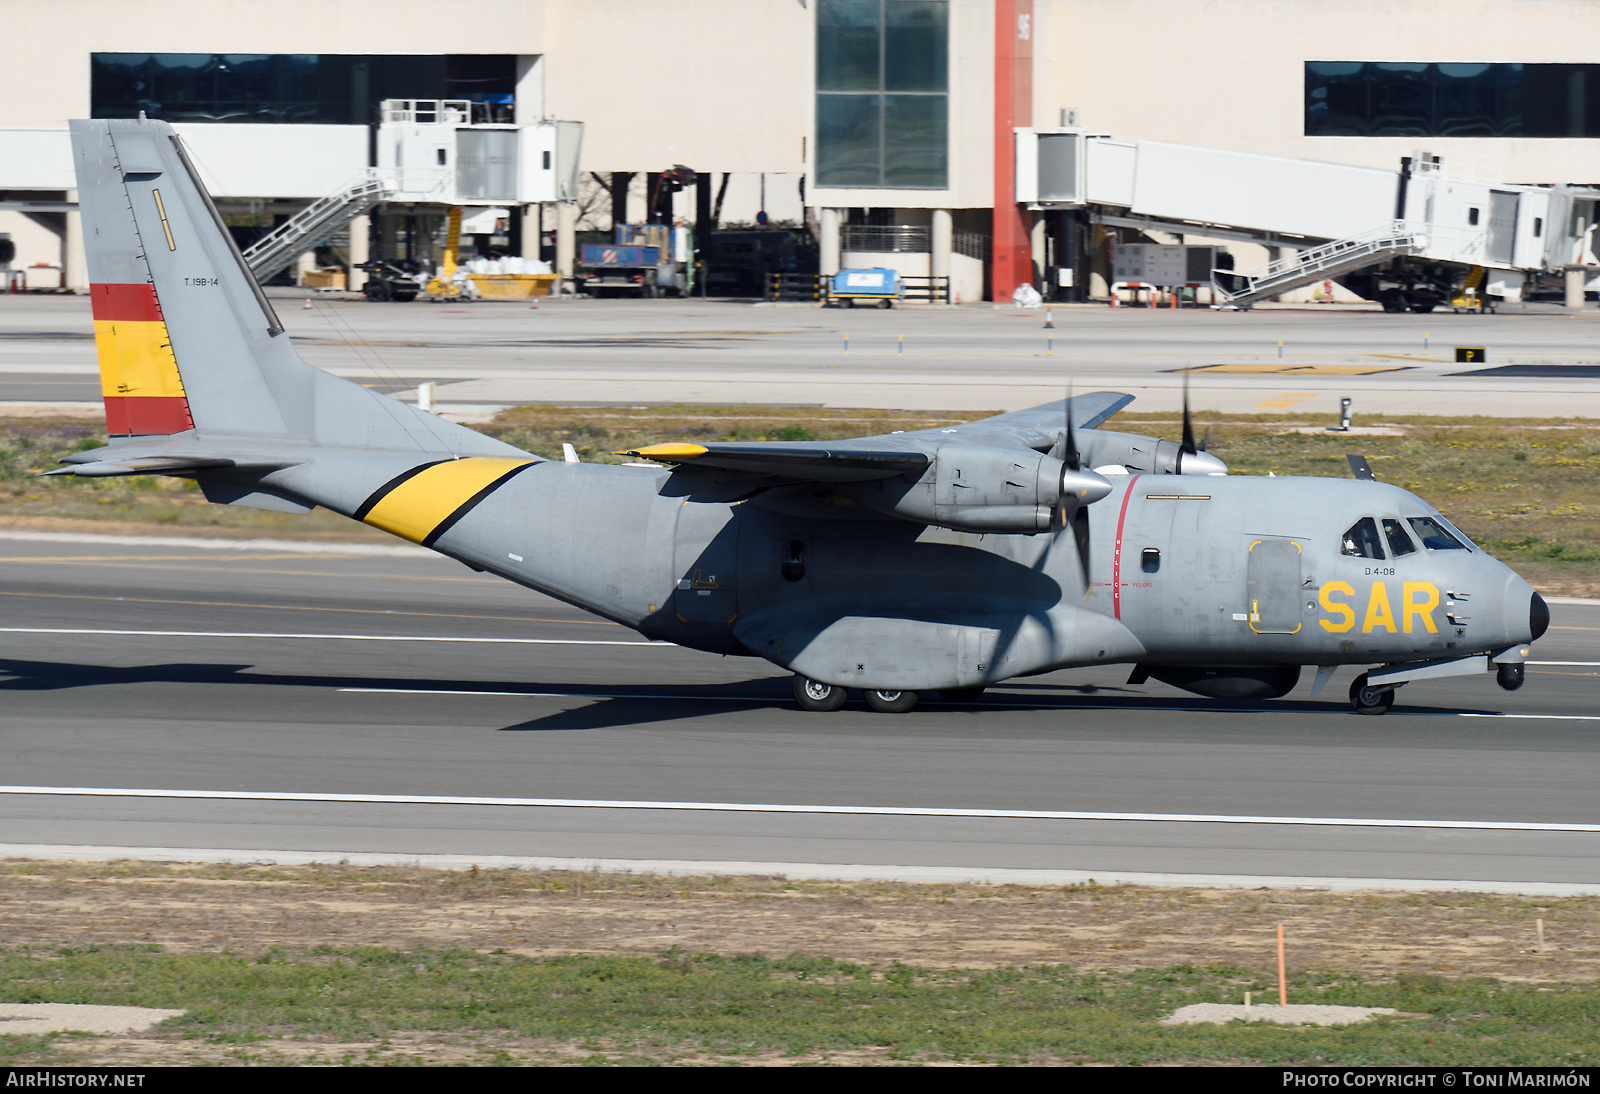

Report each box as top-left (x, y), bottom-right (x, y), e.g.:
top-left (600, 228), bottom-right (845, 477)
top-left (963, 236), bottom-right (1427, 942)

top-left (62, 117), bottom-right (1547, 716)
top-left (828, 267), bottom-right (902, 308)
top-left (356, 259), bottom-right (421, 302)
top-left (577, 224), bottom-right (687, 297)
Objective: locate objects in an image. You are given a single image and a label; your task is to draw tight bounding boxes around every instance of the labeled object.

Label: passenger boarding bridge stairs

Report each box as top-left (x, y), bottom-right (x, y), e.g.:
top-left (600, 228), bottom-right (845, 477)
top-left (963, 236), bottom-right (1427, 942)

top-left (1210, 222), bottom-right (1425, 309)
top-left (242, 172), bottom-right (395, 282)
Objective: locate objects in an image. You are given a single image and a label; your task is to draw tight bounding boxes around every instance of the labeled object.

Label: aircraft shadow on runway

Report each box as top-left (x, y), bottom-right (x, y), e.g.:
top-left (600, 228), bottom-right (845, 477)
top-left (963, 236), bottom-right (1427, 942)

top-left (0, 656), bottom-right (1507, 730)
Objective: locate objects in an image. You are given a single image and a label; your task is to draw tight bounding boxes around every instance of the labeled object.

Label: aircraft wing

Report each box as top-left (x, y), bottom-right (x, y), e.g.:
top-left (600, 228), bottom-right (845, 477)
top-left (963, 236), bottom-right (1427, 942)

top-left (614, 392), bottom-right (1134, 481)
top-left (615, 440), bottom-right (930, 481)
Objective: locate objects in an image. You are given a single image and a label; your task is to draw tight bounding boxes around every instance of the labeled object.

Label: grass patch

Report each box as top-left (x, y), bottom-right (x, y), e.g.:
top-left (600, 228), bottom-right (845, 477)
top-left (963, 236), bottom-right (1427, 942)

top-left (1, 944), bottom-right (1597, 1066)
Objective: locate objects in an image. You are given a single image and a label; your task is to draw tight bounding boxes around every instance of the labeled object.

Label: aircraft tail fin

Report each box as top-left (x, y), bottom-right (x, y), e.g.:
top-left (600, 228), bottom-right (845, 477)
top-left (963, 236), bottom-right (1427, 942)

top-left (70, 117), bottom-right (517, 459)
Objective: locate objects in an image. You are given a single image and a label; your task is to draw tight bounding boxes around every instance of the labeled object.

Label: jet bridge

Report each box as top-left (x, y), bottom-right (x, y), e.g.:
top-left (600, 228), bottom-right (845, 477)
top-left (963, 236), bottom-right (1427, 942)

top-left (1016, 128), bottom-right (1600, 310)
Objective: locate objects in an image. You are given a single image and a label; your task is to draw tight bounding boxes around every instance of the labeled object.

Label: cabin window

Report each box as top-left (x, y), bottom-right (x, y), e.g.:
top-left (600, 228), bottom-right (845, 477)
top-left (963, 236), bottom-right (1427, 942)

top-left (1408, 516), bottom-right (1470, 550)
top-left (1534, 217), bottom-right (1544, 237)
top-left (781, 539), bottom-right (807, 582)
top-left (1340, 517), bottom-right (1386, 559)
top-left (1382, 518), bottom-right (1418, 556)
top-left (1141, 548), bottom-right (1161, 573)
top-left (1468, 207), bottom-right (1481, 225)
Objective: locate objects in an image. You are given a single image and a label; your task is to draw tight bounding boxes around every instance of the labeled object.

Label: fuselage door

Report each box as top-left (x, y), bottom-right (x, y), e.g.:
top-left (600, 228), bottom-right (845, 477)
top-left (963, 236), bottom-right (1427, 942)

top-left (672, 501), bottom-right (740, 625)
top-left (1247, 537), bottom-right (1303, 634)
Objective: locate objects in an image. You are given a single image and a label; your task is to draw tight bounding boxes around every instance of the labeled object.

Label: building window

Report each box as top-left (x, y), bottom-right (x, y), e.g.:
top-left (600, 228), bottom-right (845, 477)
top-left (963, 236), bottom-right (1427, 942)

top-left (1307, 61), bottom-right (1600, 138)
top-left (816, 1), bottom-right (948, 188)
top-left (91, 54), bottom-right (516, 125)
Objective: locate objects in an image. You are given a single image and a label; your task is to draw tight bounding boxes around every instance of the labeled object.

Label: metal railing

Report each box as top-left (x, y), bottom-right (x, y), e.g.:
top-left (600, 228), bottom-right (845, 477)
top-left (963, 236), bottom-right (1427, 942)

top-left (899, 275), bottom-right (950, 303)
top-left (842, 224), bottom-right (929, 253)
top-left (243, 171), bottom-right (392, 281)
top-left (1211, 220), bottom-right (1436, 307)
top-left (241, 167), bottom-right (453, 282)
top-left (953, 231), bottom-right (990, 261)
top-left (767, 273), bottom-right (824, 301)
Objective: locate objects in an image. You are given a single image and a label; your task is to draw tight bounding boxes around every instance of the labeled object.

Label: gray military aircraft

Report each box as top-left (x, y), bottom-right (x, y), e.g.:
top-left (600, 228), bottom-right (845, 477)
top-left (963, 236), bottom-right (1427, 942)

top-left (58, 118), bottom-right (1547, 716)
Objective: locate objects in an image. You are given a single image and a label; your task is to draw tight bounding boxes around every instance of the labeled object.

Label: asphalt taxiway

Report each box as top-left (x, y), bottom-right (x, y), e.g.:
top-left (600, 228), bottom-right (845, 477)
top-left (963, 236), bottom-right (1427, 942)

top-left (6, 292), bottom-right (1600, 418)
top-left (1, 534), bottom-right (1596, 892)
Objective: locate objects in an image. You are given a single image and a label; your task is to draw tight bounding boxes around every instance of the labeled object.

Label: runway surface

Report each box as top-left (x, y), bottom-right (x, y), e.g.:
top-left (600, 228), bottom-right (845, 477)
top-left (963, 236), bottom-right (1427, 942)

top-left (0, 533), bottom-right (1596, 891)
top-left (6, 292), bottom-right (1600, 417)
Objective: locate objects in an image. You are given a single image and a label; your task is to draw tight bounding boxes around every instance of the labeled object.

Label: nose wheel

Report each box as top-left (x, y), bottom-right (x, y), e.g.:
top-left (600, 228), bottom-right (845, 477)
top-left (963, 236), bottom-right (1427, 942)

top-left (1349, 673), bottom-right (1396, 715)
top-left (1497, 663), bottom-right (1525, 691)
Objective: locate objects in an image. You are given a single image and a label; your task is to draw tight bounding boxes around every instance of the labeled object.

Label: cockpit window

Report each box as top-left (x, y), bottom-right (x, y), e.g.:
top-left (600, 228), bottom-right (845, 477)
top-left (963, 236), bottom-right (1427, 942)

top-left (1408, 516), bottom-right (1469, 551)
top-left (1340, 517), bottom-right (1385, 559)
top-left (1382, 518), bottom-right (1417, 557)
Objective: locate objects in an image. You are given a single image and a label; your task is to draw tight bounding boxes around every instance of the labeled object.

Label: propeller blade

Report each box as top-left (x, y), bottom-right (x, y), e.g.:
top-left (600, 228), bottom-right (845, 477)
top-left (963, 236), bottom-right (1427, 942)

top-left (1064, 380), bottom-right (1082, 471)
top-left (1180, 372), bottom-right (1198, 456)
top-left (1072, 504), bottom-right (1092, 590)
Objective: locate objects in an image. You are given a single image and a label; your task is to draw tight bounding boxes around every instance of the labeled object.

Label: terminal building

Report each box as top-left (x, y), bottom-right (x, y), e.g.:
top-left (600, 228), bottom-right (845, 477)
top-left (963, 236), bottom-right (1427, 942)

top-left (5, 0), bottom-right (1600, 303)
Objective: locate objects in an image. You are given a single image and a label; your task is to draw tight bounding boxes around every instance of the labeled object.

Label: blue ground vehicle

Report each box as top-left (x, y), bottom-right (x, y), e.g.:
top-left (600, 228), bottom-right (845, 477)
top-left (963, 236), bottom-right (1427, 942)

top-left (829, 267), bottom-right (902, 308)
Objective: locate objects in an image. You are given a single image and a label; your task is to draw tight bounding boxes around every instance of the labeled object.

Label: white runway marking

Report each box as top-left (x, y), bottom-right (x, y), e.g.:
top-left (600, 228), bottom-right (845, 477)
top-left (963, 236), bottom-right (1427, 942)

top-left (0, 628), bottom-right (661, 647)
top-left (4, 843), bottom-right (1599, 897)
top-left (1, 785), bottom-right (1595, 833)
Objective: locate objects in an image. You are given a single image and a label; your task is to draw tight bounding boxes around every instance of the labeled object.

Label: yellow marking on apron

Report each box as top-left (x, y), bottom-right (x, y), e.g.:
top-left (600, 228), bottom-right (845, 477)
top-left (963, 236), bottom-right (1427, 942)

top-left (362, 457), bottom-right (532, 544)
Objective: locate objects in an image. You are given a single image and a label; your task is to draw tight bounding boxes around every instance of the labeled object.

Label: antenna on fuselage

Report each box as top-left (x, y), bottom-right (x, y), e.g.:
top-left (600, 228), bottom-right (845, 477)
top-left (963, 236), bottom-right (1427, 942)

top-left (1346, 454), bottom-right (1377, 481)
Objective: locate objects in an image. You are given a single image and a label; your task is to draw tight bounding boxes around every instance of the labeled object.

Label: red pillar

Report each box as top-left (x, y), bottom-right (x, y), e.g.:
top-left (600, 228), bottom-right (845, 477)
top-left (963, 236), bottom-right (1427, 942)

top-left (992, 0), bottom-right (1034, 302)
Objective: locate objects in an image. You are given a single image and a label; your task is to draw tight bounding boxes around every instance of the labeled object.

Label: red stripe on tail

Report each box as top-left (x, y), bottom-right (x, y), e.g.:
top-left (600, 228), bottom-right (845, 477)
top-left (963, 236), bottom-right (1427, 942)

top-left (89, 283), bottom-right (163, 322)
top-left (104, 396), bottom-right (194, 436)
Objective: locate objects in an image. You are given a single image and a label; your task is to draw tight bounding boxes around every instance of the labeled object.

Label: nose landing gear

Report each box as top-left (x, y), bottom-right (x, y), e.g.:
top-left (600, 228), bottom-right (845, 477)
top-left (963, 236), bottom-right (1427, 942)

top-left (1349, 673), bottom-right (1396, 715)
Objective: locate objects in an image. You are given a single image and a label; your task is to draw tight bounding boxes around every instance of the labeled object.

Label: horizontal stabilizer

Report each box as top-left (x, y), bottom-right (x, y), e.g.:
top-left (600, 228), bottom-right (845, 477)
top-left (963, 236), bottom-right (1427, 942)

top-left (43, 455), bottom-right (235, 478)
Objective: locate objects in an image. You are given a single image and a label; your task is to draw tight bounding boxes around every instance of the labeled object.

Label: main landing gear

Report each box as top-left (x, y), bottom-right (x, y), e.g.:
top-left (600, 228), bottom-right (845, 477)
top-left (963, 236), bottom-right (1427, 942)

top-left (791, 674), bottom-right (928, 713)
top-left (789, 676), bottom-right (995, 713)
top-left (792, 675), bottom-right (847, 712)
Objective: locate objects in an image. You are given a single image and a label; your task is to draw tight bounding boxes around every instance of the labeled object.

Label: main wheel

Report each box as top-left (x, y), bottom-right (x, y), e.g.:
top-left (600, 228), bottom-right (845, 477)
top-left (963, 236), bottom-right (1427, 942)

top-left (1349, 673), bottom-right (1395, 715)
top-left (864, 689), bottom-right (918, 714)
top-left (792, 674), bottom-right (846, 712)
top-left (938, 686), bottom-right (986, 703)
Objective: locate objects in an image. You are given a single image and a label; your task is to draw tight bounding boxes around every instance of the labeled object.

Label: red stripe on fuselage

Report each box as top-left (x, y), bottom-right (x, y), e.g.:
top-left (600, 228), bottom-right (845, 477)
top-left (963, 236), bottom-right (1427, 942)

top-left (89, 283), bottom-right (163, 322)
top-left (1111, 474), bottom-right (1142, 620)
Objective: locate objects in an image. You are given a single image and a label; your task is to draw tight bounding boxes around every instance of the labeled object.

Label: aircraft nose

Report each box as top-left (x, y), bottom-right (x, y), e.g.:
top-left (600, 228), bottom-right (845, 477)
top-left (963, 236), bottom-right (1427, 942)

top-left (1530, 591), bottom-right (1550, 641)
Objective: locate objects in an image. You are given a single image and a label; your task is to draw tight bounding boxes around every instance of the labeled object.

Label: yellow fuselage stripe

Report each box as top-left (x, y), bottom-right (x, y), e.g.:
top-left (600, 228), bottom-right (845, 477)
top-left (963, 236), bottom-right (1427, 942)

top-left (362, 457), bottom-right (532, 544)
top-left (93, 319), bottom-right (187, 398)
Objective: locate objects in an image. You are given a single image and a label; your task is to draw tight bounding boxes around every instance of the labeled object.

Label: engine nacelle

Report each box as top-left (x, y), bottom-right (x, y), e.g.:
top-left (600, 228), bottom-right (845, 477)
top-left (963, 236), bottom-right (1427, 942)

top-left (836, 444), bottom-right (1110, 535)
top-left (1081, 430), bottom-right (1228, 476)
